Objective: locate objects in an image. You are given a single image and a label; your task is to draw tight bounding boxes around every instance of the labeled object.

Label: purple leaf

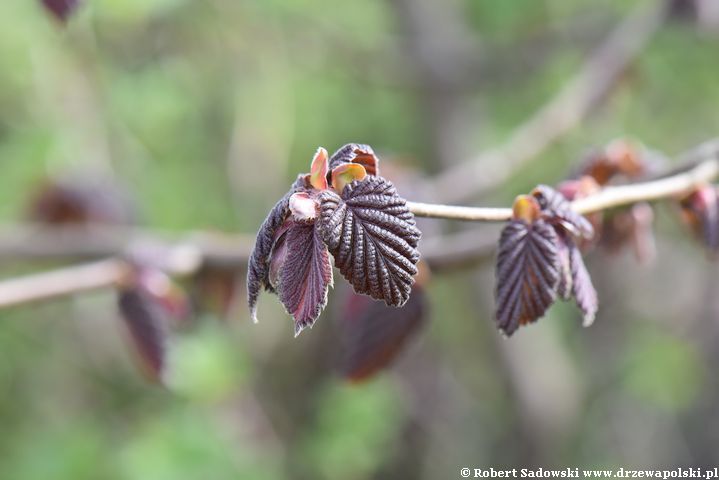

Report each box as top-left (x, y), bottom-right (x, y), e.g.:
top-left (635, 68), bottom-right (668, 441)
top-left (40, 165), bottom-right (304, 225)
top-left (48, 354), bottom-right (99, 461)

top-left (532, 184), bottom-right (594, 239)
top-left (318, 176), bottom-right (420, 307)
top-left (341, 285), bottom-right (428, 382)
top-left (278, 222), bottom-right (333, 336)
top-left (117, 288), bottom-right (169, 383)
top-left (495, 220), bottom-right (560, 336)
top-left (570, 244), bottom-right (598, 326)
top-left (247, 177), bottom-right (305, 322)
top-left (328, 143), bottom-right (380, 177)
top-left (556, 236), bottom-right (573, 301)
top-left (41, 0), bottom-right (80, 22)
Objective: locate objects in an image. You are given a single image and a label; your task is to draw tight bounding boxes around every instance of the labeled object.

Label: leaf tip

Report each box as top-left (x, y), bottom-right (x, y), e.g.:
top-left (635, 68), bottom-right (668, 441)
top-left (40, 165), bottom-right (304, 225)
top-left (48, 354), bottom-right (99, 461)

top-left (310, 147), bottom-right (329, 190)
top-left (331, 163), bottom-right (367, 193)
top-left (512, 194), bottom-right (540, 223)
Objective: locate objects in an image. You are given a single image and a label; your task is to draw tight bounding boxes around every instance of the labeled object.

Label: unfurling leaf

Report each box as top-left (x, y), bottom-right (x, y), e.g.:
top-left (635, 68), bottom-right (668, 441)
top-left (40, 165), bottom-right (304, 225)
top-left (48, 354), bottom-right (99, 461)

top-left (328, 143), bottom-right (380, 176)
top-left (41, 0), bottom-right (80, 22)
top-left (318, 176), bottom-right (421, 307)
top-left (309, 147), bottom-right (329, 190)
top-left (118, 288), bottom-right (170, 383)
top-left (278, 222), bottom-right (333, 336)
top-left (247, 177), bottom-right (304, 322)
top-left (331, 163), bottom-right (367, 193)
top-left (248, 145), bottom-right (421, 336)
top-left (494, 189), bottom-right (598, 335)
top-left (495, 219), bottom-right (560, 335)
top-left (532, 184), bottom-right (594, 239)
top-left (570, 243), bottom-right (598, 326)
top-left (341, 284), bottom-right (428, 383)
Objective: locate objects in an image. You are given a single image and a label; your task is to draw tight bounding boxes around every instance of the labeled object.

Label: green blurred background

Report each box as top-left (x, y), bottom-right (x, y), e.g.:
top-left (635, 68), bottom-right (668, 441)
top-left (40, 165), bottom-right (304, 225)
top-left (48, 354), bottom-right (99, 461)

top-left (1, 0), bottom-right (719, 478)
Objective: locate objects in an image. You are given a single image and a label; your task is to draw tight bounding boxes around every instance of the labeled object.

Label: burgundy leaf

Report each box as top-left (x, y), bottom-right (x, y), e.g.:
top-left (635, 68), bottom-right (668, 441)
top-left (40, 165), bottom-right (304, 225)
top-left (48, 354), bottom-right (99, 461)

top-left (117, 288), bottom-right (169, 383)
top-left (328, 143), bottom-right (380, 177)
top-left (532, 185), bottom-right (594, 239)
top-left (41, 0), bottom-right (80, 22)
top-left (570, 243), bottom-right (598, 326)
top-left (556, 236), bottom-right (573, 301)
top-left (318, 176), bottom-right (421, 307)
top-left (341, 285), bottom-right (428, 383)
top-left (278, 222), bottom-right (333, 336)
top-left (247, 177), bottom-right (305, 322)
top-left (680, 186), bottom-right (719, 252)
top-left (495, 220), bottom-right (560, 336)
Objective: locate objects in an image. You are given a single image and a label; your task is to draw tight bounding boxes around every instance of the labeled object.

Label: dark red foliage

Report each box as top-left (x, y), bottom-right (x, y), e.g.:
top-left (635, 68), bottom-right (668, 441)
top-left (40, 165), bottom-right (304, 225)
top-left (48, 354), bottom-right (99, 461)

top-left (318, 176), bottom-right (421, 307)
top-left (341, 285), bottom-right (428, 382)
top-left (494, 187), bottom-right (597, 335)
top-left (680, 185), bottom-right (719, 253)
top-left (328, 143), bottom-right (380, 177)
top-left (278, 222), bottom-right (333, 336)
top-left (117, 287), bottom-right (169, 383)
top-left (495, 219), bottom-right (560, 335)
top-left (41, 0), bottom-right (81, 22)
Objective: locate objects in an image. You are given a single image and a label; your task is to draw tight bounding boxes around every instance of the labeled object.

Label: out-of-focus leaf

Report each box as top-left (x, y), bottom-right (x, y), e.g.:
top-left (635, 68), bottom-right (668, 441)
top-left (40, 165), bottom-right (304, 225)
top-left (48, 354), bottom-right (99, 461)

top-left (278, 222), bottom-right (333, 336)
top-left (117, 287), bottom-right (169, 383)
top-left (41, 0), bottom-right (80, 22)
top-left (330, 163), bottom-right (367, 194)
top-left (328, 143), bottom-right (380, 177)
top-left (247, 177), bottom-right (304, 322)
top-left (495, 219), bottom-right (560, 335)
top-left (570, 240), bottom-right (598, 326)
top-left (318, 176), bottom-right (420, 307)
top-left (341, 285), bottom-right (428, 383)
top-left (679, 185), bottom-right (719, 252)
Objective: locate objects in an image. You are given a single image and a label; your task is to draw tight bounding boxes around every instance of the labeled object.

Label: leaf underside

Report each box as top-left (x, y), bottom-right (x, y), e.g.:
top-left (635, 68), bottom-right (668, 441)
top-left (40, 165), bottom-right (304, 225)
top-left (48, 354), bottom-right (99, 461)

top-left (328, 143), bottom-right (379, 177)
top-left (318, 176), bottom-right (421, 307)
top-left (341, 286), bottom-right (428, 382)
top-left (570, 243), bottom-right (598, 326)
top-left (247, 177), bottom-right (304, 322)
top-left (278, 222), bottom-right (333, 336)
top-left (117, 288), bottom-right (169, 382)
top-left (495, 220), bottom-right (560, 336)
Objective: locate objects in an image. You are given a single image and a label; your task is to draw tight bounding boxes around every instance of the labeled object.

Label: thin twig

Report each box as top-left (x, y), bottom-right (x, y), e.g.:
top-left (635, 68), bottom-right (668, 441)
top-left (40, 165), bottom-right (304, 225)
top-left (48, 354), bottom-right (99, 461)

top-left (430, 1), bottom-right (666, 203)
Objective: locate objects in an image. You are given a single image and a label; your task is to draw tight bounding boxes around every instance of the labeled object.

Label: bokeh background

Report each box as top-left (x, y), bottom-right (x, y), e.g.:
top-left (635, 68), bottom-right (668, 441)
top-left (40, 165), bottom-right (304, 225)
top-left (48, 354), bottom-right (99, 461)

top-left (1, 0), bottom-right (719, 478)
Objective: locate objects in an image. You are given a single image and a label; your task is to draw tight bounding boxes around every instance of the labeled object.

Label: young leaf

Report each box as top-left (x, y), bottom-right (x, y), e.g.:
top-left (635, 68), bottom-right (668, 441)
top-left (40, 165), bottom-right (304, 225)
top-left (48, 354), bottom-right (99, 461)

top-left (278, 222), bottom-right (334, 336)
top-left (247, 177), bottom-right (304, 322)
top-left (495, 220), bottom-right (560, 336)
top-left (341, 285), bottom-right (428, 383)
top-left (318, 176), bottom-right (421, 307)
top-left (532, 184), bottom-right (594, 239)
top-left (117, 288), bottom-right (169, 383)
top-left (309, 147), bottom-right (329, 190)
top-left (570, 243), bottom-right (598, 326)
top-left (328, 143), bottom-right (380, 177)
top-left (331, 163), bottom-right (367, 193)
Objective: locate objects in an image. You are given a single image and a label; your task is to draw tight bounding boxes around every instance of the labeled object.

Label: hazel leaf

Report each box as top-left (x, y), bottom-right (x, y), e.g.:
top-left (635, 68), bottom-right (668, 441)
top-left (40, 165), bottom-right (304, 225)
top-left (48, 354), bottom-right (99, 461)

top-left (570, 242), bottom-right (598, 326)
top-left (309, 147), bottom-right (329, 190)
top-left (118, 287), bottom-right (169, 383)
top-left (495, 220), bottom-right (560, 336)
top-left (328, 143), bottom-right (380, 177)
top-left (247, 177), bottom-right (304, 322)
top-left (341, 285), bottom-right (428, 383)
top-left (532, 184), bottom-right (594, 239)
top-left (331, 163), bottom-right (367, 194)
top-left (318, 176), bottom-right (421, 307)
top-left (278, 222), bottom-right (334, 336)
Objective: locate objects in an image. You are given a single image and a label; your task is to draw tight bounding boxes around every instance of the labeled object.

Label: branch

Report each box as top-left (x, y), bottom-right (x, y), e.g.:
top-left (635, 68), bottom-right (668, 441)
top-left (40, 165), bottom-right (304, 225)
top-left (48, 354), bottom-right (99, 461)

top-left (430, 1), bottom-right (667, 203)
top-left (410, 140), bottom-right (719, 221)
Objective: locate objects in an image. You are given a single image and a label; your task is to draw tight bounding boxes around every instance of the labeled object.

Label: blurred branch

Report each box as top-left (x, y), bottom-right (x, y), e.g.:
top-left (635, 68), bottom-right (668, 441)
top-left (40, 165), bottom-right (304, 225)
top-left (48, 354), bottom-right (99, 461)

top-left (430, 1), bottom-right (667, 203)
top-left (410, 138), bottom-right (719, 221)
